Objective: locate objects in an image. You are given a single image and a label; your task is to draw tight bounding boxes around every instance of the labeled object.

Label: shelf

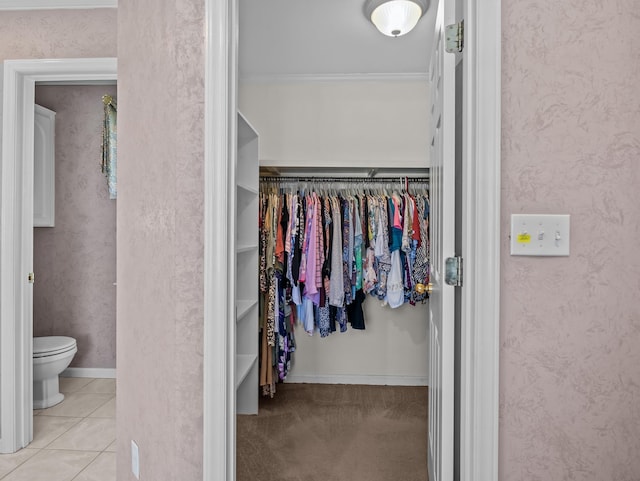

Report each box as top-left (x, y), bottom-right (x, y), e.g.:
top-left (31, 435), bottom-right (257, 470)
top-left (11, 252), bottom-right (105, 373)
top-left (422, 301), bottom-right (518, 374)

top-left (237, 185), bottom-right (258, 216)
top-left (237, 183), bottom-right (258, 196)
top-left (237, 244), bottom-right (258, 254)
top-left (237, 299), bottom-right (258, 322)
top-left (236, 354), bottom-right (258, 389)
top-left (238, 111), bottom-right (259, 148)
top-left (260, 165), bottom-right (430, 178)
top-left (236, 111), bottom-right (259, 415)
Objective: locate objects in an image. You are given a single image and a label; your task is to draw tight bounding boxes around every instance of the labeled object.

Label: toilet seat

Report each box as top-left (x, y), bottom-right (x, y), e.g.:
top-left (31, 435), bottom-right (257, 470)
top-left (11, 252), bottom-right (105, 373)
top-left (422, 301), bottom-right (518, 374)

top-left (33, 336), bottom-right (77, 358)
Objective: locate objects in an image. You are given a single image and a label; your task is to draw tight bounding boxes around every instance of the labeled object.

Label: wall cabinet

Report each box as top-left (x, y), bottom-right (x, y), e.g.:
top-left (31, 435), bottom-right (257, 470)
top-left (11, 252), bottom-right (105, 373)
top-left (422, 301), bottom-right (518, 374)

top-left (34, 104), bottom-right (55, 227)
top-left (236, 112), bottom-right (259, 415)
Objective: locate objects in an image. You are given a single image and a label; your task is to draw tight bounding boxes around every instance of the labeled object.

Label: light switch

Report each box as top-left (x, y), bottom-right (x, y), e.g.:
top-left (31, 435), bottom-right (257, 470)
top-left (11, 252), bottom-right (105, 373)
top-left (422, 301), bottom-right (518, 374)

top-left (510, 214), bottom-right (570, 256)
top-left (131, 440), bottom-right (140, 479)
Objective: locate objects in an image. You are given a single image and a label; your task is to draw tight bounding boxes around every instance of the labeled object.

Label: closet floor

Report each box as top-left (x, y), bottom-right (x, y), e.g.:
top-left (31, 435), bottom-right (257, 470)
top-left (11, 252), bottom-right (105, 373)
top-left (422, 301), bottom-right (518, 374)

top-left (237, 383), bottom-right (428, 481)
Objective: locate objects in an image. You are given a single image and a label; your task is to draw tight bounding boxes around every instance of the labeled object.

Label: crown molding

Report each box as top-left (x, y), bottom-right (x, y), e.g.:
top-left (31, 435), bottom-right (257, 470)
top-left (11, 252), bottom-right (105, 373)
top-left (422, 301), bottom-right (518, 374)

top-left (0, 0), bottom-right (115, 10)
top-left (239, 72), bottom-right (429, 84)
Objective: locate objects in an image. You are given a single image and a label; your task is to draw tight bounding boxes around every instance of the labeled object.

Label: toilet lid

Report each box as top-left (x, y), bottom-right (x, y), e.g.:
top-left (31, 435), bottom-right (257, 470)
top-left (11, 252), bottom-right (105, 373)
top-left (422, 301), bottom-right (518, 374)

top-left (33, 336), bottom-right (77, 358)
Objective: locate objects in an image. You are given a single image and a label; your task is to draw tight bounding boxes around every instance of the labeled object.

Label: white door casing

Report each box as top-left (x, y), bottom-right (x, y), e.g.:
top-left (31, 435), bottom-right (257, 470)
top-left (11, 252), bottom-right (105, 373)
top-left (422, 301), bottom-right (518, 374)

top-left (458, 0), bottom-right (501, 479)
top-left (427, 0), bottom-right (456, 479)
top-left (204, 0), bottom-right (237, 479)
top-left (208, 0), bottom-right (501, 481)
top-left (0, 1), bottom-right (501, 479)
top-left (0, 58), bottom-right (117, 454)
top-left (203, 0), bottom-right (502, 479)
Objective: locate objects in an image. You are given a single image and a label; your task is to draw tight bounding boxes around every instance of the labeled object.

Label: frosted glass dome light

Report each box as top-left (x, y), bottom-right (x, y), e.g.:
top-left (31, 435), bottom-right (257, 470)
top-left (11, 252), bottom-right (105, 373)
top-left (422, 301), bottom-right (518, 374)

top-left (364, 0), bottom-right (429, 37)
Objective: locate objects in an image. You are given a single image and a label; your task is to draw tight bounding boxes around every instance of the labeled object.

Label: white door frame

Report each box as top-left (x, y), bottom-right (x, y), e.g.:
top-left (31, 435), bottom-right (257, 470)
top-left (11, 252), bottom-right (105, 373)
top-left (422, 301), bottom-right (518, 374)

top-left (203, 1), bottom-right (501, 481)
top-left (0, 1), bottom-right (500, 478)
top-left (204, 0), bottom-right (237, 478)
top-left (458, 2), bottom-right (501, 479)
top-left (0, 57), bottom-right (117, 454)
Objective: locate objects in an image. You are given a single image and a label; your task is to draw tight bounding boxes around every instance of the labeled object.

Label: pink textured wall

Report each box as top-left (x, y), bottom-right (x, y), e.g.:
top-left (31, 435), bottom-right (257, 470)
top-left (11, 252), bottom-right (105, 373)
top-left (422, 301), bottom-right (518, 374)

top-left (0, 9), bottom-right (117, 367)
top-left (117, 0), bottom-right (204, 479)
top-left (33, 85), bottom-right (117, 369)
top-left (0, 9), bottom-right (116, 60)
top-left (501, 1), bottom-right (640, 480)
top-left (9, 3), bottom-right (640, 480)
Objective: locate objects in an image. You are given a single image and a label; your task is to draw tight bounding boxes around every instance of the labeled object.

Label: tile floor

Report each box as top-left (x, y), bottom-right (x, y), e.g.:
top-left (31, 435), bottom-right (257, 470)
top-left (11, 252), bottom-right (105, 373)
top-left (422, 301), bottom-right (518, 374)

top-left (0, 377), bottom-right (116, 481)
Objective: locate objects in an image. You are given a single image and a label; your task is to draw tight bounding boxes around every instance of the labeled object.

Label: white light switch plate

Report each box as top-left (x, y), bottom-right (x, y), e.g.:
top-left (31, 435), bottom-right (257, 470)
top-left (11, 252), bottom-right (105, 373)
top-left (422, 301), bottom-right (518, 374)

top-left (131, 440), bottom-right (140, 479)
top-left (510, 214), bottom-right (570, 256)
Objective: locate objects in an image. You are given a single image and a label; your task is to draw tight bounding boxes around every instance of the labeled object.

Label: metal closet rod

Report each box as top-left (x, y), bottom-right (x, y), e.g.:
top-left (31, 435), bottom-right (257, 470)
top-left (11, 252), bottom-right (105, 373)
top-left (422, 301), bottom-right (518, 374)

top-left (259, 176), bottom-right (429, 184)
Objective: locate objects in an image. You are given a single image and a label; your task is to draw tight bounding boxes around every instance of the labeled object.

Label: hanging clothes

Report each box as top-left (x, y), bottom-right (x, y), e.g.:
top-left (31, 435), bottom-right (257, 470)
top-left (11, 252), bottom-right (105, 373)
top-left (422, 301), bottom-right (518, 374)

top-left (101, 94), bottom-right (117, 200)
top-left (257, 177), bottom-right (430, 397)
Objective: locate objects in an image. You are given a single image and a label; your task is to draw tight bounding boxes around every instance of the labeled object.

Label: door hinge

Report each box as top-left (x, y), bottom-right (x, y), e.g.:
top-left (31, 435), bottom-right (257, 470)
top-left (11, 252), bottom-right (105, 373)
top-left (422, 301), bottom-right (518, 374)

top-left (28, 272), bottom-right (35, 284)
top-left (445, 257), bottom-right (463, 287)
top-left (445, 20), bottom-right (464, 53)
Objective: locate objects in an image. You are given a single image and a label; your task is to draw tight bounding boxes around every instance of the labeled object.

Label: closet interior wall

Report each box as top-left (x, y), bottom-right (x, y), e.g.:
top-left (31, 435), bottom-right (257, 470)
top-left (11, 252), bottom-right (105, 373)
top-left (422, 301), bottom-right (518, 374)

top-left (259, 175), bottom-right (430, 387)
top-left (238, 81), bottom-right (430, 169)
top-left (239, 77), bottom-right (431, 388)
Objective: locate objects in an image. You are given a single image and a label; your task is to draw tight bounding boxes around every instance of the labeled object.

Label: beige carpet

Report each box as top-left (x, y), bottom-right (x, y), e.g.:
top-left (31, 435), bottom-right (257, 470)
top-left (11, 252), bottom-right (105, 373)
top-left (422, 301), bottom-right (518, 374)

top-left (237, 383), bottom-right (428, 481)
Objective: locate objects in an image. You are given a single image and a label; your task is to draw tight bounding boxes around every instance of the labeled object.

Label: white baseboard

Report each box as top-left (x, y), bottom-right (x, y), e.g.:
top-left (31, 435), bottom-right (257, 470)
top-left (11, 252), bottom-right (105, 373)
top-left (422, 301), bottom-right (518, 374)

top-left (284, 374), bottom-right (428, 386)
top-left (61, 367), bottom-right (116, 379)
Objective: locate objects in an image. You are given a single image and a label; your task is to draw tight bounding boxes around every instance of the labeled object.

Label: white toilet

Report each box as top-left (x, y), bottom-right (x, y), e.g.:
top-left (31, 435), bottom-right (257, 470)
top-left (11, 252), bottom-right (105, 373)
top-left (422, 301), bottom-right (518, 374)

top-left (33, 336), bottom-right (77, 409)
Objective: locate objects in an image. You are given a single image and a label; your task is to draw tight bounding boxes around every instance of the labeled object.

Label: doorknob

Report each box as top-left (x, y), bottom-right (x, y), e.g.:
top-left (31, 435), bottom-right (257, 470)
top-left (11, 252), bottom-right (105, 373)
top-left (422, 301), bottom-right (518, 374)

top-left (415, 282), bottom-right (433, 295)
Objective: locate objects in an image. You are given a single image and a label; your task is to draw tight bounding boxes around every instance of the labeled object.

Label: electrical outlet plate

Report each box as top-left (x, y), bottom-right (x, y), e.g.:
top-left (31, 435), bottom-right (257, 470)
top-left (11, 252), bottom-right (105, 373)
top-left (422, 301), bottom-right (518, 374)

top-left (131, 440), bottom-right (140, 479)
top-left (510, 214), bottom-right (570, 256)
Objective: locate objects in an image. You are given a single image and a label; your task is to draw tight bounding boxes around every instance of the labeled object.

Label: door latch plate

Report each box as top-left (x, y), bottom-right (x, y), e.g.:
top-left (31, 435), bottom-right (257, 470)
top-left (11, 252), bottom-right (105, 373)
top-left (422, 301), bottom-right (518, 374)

top-left (445, 257), bottom-right (462, 287)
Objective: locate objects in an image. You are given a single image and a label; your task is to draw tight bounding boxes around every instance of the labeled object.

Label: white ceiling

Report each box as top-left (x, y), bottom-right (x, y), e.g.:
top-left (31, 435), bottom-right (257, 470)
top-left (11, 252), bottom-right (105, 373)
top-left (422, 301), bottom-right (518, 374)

top-left (239, 0), bottom-right (436, 79)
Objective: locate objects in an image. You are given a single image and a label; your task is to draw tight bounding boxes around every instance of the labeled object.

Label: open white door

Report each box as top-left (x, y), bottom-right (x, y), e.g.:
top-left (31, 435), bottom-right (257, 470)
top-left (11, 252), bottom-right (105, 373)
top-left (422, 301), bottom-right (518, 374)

top-left (1, 62), bottom-right (36, 453)
top-left (427, 0), bottom-right (456, 479)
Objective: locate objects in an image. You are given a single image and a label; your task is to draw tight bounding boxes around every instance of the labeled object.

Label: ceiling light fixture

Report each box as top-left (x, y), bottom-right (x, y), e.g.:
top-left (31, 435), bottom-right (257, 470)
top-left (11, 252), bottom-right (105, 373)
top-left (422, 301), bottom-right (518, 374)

top-left (364, 0), bottom-right (429, 37)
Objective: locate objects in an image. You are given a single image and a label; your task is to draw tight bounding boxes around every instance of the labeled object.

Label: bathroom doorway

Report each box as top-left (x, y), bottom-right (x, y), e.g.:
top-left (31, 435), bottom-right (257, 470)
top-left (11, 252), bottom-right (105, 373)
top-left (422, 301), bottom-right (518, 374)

top-left (0, 58), bottom-right (117, 453)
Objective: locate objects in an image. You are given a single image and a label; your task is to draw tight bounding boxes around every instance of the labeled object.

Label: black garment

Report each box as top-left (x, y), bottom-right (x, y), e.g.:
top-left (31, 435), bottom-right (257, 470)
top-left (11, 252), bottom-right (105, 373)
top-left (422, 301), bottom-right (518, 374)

top-left (362, 195), bottom-right (370, 249)
top-left (280, 194), bottom-right (290, 280)
top-left (346, 289), bottom-right (366, 330)
top-left (329, 305), bottom-right (338, 333)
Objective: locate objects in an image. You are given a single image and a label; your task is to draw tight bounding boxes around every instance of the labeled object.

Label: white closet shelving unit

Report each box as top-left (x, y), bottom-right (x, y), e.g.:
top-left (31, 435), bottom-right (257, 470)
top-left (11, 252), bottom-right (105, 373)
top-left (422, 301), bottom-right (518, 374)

top-left (235, 112), bottom-right (259, 415)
